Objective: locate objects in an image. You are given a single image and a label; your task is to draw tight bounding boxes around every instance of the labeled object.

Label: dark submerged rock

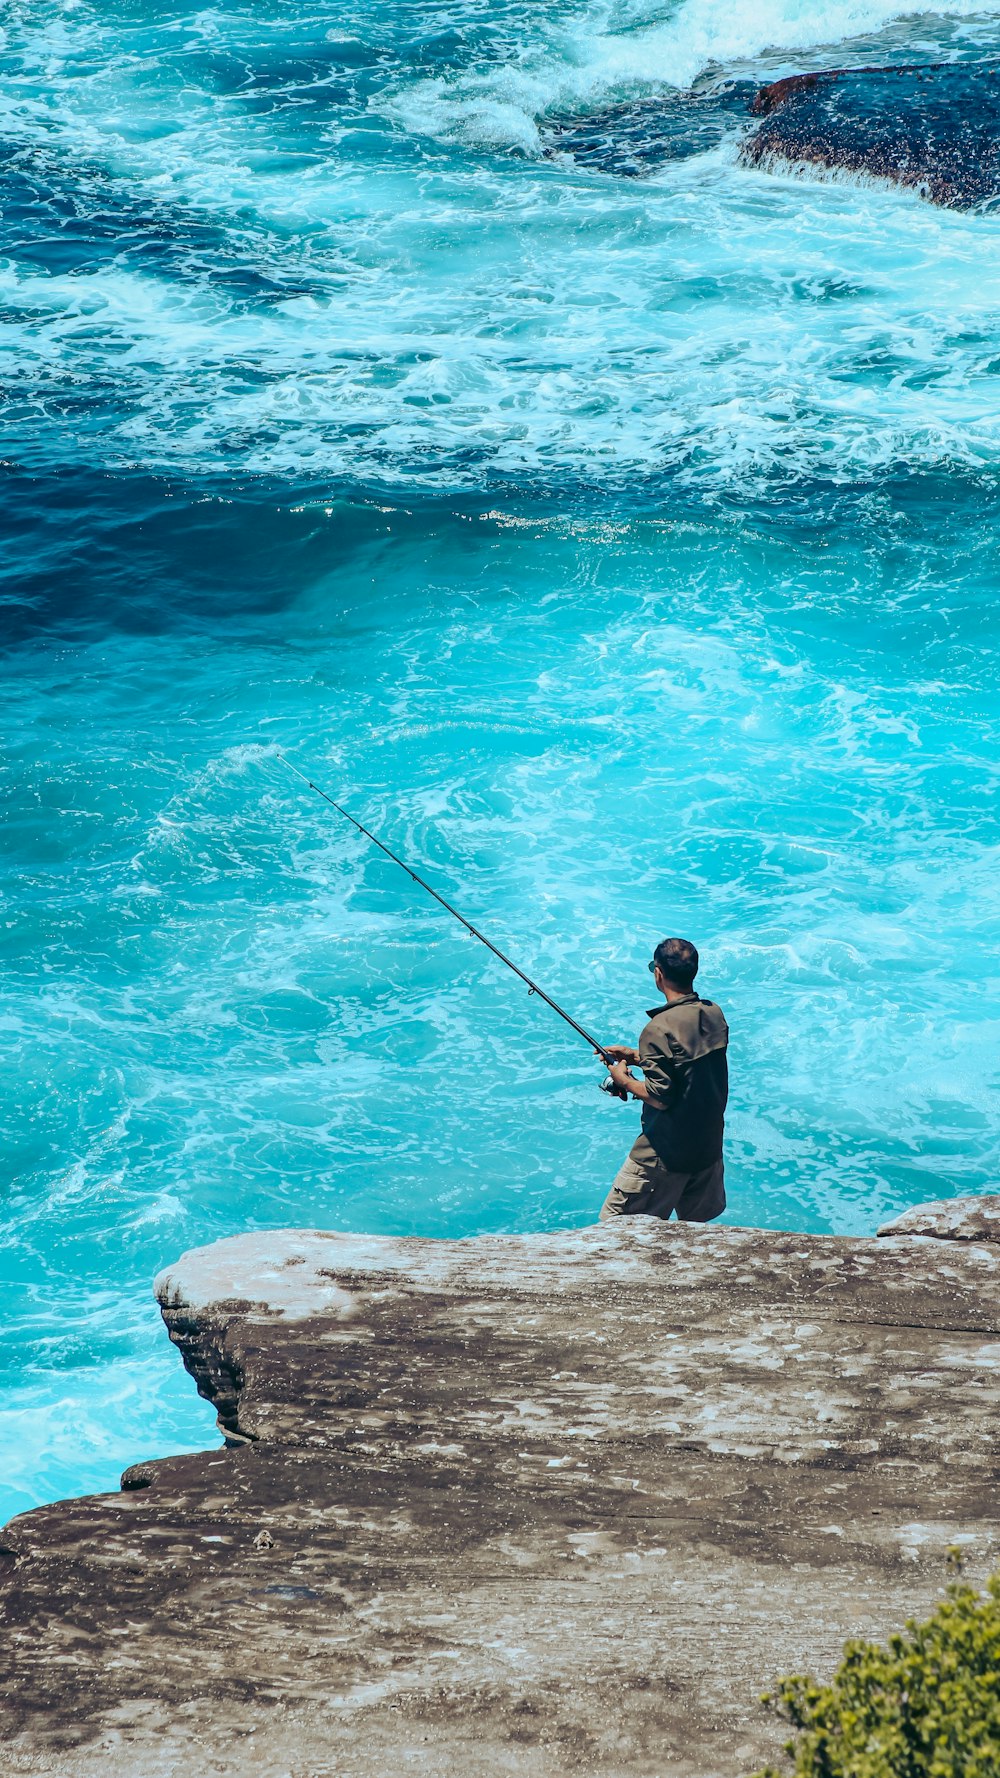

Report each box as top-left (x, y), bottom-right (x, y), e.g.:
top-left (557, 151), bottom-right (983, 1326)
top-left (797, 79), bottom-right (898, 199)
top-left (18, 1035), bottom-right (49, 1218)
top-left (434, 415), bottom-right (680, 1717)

top-left (742, 62), bottom-right (1000, 208)
top-left (544, 80), bottom-right (755, 177)
top-left (1, 1210), bottom-right (1000, 1776)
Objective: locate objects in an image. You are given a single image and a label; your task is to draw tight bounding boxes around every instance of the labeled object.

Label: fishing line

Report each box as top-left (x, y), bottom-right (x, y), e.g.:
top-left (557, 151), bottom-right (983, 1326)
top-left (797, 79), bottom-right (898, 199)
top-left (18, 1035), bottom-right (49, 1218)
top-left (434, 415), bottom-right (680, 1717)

top-left (276, 754), bottom-right (625, 1089)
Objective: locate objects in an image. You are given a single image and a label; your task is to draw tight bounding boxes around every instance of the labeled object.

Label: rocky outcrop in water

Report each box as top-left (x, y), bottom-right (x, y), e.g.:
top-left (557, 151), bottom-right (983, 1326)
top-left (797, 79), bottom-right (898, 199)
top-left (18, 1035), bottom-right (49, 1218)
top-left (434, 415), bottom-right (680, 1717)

top-left (1, 1204), bottom-right (999, 1777)
top-left (741, 63), bottom-right (1000, 208)
top-left (547, 63), bottom-right (1000, 210)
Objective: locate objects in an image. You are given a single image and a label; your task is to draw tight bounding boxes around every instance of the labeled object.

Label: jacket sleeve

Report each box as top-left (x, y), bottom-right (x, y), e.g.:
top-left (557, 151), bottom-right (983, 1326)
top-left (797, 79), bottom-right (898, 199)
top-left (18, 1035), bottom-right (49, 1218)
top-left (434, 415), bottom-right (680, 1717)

top-left (637, 1021), bottom-right (676, 1110)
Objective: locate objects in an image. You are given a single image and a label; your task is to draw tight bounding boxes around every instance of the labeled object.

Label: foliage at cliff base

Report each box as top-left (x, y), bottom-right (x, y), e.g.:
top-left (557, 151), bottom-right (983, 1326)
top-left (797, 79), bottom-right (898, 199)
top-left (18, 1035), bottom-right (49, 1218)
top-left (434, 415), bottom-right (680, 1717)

top-left (753, 1573), bottom-right (1000, 1778)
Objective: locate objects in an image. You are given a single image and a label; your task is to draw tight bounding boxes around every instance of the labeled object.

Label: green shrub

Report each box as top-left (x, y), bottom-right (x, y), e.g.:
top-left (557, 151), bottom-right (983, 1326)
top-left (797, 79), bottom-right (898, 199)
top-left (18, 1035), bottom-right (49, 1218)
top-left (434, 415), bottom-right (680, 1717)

top-left (752, 1572), bottom-right (1000, 1778)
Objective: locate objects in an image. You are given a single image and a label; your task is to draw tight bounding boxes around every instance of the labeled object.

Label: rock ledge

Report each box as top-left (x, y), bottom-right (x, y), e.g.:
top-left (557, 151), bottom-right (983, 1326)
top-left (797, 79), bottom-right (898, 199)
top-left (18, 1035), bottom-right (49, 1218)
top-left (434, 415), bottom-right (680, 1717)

top-left (879, 1194), bottom-right (1000, 1243)
top-left (2, 1206), bottom-right (1000, 1777)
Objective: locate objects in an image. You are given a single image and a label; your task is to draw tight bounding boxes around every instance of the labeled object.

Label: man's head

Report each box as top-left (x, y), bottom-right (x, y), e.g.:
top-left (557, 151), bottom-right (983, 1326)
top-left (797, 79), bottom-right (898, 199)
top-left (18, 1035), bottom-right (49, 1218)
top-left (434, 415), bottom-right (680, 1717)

top-left (648, 936), bottom-right (699, 996)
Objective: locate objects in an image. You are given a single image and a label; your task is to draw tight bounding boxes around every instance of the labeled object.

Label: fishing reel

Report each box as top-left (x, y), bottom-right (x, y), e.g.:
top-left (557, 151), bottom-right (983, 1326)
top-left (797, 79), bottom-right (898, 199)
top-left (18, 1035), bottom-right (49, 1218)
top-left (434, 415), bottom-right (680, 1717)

top-left (599, 1057), bottom-right (633, 1102)
top-left (601, 1077), bottom-right (630, 1101)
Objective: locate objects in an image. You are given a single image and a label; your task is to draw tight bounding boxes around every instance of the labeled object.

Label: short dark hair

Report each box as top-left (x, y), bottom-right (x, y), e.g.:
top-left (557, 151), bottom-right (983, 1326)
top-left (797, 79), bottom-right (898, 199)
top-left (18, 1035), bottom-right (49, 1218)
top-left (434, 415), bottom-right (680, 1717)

top-left (651, 936), bottom-right (699, 991)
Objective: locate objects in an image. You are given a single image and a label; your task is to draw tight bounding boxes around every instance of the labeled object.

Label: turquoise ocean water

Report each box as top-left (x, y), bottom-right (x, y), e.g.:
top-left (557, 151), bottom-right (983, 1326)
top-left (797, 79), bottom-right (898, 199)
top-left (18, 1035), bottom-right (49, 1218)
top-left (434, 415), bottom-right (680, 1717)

top-left (3, 0), bottom-right (1000, 1523)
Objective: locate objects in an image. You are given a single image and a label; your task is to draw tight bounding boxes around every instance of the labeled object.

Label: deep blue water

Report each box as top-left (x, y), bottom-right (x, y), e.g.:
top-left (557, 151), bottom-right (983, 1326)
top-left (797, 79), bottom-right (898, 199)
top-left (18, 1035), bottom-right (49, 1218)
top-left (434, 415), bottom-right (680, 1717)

top-left (3, 0), bottom-right (1000, 1524)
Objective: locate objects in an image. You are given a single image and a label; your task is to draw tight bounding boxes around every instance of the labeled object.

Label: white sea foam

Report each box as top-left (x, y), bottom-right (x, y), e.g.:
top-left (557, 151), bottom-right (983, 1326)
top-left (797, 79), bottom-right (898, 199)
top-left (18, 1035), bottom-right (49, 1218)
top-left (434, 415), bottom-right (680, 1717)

top-left (386, 0), bottom-right (1000, 148)
top-left (5, 152), bottom-right (1000, 497)
top-left (0, 0), bottom-right (998, 494)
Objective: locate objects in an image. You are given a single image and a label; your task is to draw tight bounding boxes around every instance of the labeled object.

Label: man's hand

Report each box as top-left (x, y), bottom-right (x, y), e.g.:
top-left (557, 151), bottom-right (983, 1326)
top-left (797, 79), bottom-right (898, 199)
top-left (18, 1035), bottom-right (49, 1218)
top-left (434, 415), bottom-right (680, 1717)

top-left (604, 1053), bottom-right (657, 1105)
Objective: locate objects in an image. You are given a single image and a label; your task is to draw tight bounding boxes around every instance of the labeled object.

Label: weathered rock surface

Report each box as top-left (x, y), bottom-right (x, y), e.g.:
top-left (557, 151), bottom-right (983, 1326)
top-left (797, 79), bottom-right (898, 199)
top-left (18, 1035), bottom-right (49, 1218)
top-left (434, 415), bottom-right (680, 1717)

top-left (2, 1209), bottom-right (1000, 1777)
top-left (879, 1194), bottom-right (1000, 1243)
top-left (741, 63), bottom-right (1000, 209)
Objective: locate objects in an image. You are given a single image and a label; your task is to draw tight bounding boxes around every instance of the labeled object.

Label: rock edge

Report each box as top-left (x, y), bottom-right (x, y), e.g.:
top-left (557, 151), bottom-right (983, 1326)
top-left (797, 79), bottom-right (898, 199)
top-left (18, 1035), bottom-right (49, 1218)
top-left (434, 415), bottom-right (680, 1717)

top-left (1, 1205), bottom-right (999, 1778)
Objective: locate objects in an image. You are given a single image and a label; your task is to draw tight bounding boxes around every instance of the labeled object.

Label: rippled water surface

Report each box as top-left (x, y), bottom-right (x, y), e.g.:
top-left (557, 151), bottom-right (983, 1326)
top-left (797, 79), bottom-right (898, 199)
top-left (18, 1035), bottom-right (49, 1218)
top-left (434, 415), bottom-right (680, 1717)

top-left (3, 0), bottom-right (1000, 1522)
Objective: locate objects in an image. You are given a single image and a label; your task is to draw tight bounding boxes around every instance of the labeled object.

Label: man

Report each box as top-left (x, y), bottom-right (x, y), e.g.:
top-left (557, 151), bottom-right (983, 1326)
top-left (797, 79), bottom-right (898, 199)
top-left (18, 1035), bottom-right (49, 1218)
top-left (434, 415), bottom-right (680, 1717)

top-left (600, 937), bottom-right (728, 1223)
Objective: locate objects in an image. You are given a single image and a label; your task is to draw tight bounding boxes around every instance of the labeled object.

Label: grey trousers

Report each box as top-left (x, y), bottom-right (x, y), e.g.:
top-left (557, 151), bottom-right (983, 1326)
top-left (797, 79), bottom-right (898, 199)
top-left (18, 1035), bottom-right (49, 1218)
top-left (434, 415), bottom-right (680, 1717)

top-left (600, 1152), bottom-right (725, 1224)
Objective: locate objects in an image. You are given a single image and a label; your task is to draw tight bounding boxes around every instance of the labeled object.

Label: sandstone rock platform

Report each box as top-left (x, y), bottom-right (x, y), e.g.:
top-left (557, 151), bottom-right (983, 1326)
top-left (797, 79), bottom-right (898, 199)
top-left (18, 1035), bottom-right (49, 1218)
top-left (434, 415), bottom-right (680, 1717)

top-left (2, 1204), bottom-right (1000, 1777)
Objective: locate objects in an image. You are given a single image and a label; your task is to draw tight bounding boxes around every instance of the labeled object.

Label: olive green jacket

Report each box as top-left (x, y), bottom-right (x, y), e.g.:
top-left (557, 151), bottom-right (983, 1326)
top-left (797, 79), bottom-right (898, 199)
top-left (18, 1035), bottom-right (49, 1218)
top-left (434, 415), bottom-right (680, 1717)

top-left (635, 993), bottom-right (729, 1173)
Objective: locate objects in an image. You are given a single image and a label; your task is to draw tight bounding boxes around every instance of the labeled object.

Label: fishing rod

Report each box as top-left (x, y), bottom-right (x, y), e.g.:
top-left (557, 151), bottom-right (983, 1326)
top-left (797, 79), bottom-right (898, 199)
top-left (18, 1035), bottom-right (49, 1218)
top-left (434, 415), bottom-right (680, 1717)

top-left (276, 754), bottom-right (629, 1098)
